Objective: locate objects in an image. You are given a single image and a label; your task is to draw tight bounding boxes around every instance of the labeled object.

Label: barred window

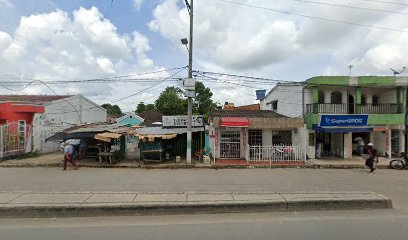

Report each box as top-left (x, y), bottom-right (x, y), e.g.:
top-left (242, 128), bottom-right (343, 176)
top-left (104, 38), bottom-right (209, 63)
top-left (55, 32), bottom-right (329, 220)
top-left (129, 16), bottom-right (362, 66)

top-left (331, 92), bottom-right (342, 104)
top-left (272, 130), bottom-right (292, 145)
top-left (318, 91), bottom-right (324, 104)
top-left (249, 130), bottom-right (262, 146)
top-left (373, 95), bottom-right (379, 106)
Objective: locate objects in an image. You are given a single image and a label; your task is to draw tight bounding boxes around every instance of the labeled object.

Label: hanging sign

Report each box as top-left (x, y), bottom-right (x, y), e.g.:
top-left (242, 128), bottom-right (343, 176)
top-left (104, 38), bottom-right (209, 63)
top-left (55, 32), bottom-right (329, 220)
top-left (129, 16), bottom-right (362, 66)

top-left (162, 115), bottom-right (204, 128)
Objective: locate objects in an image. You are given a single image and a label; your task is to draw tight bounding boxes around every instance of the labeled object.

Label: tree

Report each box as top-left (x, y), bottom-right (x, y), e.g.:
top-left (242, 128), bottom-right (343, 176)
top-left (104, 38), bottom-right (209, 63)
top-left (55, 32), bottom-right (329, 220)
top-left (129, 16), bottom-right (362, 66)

top-left (136, 102), bottom-right (146, 113)
top-left (193, 81), bottom-right (219, 119)
top-left (136, 102), bottom-right (155, 113)
top-left (146, 103), bottom-right (155, 111)
top-left (101, 103), bottom-right (122, 114)
top-left (155, 86), bottom-right (187, 115)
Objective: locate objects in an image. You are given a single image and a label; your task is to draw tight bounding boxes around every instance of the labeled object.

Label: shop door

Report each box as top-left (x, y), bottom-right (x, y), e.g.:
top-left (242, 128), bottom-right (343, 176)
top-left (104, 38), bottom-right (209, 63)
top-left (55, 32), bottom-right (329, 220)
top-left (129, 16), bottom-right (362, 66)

top-left (220, 130), bottom-right (241, 159)
top-left (348, 94), bottom-right (354, 114)
top-left (391, 130), bottom-right (400, 157)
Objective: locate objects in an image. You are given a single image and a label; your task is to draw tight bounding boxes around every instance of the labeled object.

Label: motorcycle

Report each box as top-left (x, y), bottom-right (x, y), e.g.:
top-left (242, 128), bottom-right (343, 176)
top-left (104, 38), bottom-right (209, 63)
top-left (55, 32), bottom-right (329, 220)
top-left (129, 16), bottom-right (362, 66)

top-left (389, 152), bottom-right (408, 170)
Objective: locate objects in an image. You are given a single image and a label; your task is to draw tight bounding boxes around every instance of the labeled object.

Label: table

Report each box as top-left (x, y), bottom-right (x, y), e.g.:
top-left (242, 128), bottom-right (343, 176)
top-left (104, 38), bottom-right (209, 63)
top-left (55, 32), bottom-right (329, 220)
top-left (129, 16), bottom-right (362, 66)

top-left (142, 149), bottom-right (163, 162)
top-left (98, 152), bottom-right (118, 165)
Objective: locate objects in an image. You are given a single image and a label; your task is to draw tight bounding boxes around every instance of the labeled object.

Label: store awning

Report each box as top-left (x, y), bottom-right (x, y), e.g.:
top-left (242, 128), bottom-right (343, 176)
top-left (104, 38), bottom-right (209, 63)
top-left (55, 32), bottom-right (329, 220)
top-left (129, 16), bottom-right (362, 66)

top-left (221, 117), bottom-right (249, 127)
top-left (95, 132), bottom-right (122, 142)
top-left (313, 125), bottom-right (373, 133)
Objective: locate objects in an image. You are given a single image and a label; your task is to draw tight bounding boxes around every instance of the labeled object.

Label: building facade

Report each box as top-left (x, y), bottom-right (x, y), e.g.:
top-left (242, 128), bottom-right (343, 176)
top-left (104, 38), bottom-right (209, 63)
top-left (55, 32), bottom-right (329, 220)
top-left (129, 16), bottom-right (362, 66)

top-left (208, 110), bottom-right (304, 161)
top-left (32, 95), bottom-right (107, 153)
top-left (304, 76), bottom-right (406, 159)
top-left (260, 82), bottom-right (304, 118)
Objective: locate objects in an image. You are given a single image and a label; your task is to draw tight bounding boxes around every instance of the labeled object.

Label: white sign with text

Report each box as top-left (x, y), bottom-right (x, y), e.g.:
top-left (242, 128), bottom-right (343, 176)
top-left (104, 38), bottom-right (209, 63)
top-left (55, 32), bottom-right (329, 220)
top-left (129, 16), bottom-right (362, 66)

top-left (162, 115), bottom-right (204, 128)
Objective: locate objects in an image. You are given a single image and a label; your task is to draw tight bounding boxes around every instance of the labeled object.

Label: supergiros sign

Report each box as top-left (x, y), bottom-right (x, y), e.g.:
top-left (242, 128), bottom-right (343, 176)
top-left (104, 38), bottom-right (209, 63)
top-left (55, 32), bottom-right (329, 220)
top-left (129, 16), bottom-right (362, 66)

top-left (319, 115), bottom-right (368, 127)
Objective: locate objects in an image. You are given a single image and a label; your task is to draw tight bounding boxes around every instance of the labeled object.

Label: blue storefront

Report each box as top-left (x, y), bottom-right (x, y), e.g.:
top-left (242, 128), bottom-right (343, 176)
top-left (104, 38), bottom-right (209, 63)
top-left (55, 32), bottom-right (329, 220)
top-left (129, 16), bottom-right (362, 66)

top-left (312, 115), bottom-right (372, 159)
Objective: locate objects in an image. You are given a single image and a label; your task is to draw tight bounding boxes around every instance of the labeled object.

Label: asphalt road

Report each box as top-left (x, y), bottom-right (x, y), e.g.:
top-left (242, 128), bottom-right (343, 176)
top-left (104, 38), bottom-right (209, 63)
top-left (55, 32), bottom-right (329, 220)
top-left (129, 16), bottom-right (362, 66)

top-left (0, 167), bottom-right (407, 208)
top-left (0, 210), bottom-right (407, 240)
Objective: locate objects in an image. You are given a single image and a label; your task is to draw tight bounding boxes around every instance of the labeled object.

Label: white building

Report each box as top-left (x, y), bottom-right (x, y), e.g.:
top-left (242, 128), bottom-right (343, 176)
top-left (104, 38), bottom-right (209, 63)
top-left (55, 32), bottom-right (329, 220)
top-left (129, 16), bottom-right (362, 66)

top-left (32, 95), bottom-right (107, 153)
top-left (260, 82), bottom-right (304, 118)
top-left (259, 82), bottom-right (310, 155)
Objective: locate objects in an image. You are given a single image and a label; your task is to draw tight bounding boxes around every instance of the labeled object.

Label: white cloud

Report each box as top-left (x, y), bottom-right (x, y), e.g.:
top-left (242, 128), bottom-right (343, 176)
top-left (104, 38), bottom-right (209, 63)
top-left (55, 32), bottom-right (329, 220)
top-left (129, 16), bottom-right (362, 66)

top-left (133, 0), bottom-right (143, 11)
top-left (0, 0), bottom-right (13, 8)
top-left (0, 7), bottom-right (163, 111)
top-left (149, 0), bottom-right (299, 71)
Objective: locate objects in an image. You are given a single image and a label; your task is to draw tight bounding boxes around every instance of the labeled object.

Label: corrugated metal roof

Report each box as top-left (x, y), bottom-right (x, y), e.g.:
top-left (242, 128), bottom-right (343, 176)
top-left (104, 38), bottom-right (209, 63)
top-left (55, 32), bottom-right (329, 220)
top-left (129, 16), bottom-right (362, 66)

top-left (0, 95), bottom-right (72, 104)
top-left (210, 110), bottom-right (288, 118)
top-left (64, 122), bottom-right (127, 133)
top-left (135, 127), bottom-right (204, 135)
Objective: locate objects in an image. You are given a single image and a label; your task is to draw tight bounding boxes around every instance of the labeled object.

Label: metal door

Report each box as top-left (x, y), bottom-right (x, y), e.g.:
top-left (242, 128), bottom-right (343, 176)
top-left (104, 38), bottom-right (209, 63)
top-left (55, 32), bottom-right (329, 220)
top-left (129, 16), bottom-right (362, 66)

top-left (220, 130), bottom-right (241, 159)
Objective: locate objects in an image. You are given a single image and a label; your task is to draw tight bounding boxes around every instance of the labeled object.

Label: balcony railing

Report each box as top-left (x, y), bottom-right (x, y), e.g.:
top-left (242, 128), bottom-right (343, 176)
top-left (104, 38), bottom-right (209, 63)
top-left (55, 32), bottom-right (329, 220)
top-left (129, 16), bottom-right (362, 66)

top-left (305, 103), bottom-right (402, 114)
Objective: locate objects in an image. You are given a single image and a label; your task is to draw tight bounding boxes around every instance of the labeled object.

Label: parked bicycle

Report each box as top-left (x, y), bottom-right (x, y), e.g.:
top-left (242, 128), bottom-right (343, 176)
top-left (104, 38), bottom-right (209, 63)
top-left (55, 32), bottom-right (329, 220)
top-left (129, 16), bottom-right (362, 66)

top-left (389, 152), bottom-right (408, 170)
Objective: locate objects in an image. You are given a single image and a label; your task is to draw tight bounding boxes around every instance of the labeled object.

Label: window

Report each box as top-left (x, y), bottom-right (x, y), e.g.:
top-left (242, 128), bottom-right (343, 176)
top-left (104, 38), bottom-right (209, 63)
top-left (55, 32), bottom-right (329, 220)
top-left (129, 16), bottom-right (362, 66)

top-left (248, 130), bottom-right (262, 146)
top-left (272, 130), bottom-right (292, 145)
top-left (372, 95), bottom-right (379, 106)
top-left (361, 95), bottom-right (367, 106)
top-left (271, 101), bottom-right (278, 111)
top-left (331, 92), bottom-right (342, 104)
top-left (318, 91), bottom-right (324, 104)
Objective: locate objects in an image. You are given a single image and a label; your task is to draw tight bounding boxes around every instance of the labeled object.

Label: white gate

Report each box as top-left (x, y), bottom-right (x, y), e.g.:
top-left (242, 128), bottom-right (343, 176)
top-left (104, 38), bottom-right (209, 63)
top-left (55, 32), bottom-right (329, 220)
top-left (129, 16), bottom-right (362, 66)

top-left (247, 145), bottom-right (306, 163)
top-left (0, 122), bottom-right (32, 159)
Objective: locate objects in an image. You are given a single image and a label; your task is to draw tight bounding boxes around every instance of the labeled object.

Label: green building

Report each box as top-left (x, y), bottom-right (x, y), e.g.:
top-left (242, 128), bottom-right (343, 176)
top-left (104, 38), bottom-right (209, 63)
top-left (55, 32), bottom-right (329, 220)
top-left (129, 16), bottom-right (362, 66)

top-left (304, 76), bottom-right (406, 159)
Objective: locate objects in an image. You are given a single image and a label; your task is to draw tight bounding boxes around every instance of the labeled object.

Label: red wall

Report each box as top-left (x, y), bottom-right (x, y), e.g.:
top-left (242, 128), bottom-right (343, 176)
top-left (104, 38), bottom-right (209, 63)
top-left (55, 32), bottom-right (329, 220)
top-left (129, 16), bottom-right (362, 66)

top-left (0, 102), bottom-right (45, 125)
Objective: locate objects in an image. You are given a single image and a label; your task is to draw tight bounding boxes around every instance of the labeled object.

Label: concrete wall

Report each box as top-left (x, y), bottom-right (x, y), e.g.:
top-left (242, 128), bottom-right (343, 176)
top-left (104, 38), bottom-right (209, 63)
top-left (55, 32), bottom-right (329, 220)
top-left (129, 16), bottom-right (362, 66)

top-left (373, 132), bottom-right (386, 156)
top-left (32, 95), bottom-right (107, 153)
top-left (261, 85), bottom-right (304, 117)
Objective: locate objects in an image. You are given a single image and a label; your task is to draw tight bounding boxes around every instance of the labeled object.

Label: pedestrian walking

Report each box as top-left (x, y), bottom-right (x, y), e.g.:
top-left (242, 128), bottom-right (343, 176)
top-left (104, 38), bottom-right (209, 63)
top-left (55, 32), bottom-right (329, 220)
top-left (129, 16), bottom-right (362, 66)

top-left (63, 142), bottom-right (78, 171)
top-left (366, 143), bottom-right (378, 173)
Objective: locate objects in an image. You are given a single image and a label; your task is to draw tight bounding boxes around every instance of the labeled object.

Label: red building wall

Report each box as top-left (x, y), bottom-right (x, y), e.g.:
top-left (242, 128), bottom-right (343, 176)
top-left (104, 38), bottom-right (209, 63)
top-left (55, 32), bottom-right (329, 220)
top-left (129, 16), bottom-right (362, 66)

top-left (0, 102), bottom-right (45, 125)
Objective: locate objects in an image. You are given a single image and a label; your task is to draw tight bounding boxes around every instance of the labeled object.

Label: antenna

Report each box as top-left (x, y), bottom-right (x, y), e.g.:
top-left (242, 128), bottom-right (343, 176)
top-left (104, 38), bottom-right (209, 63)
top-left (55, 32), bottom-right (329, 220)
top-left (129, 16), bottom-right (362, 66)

top-left (390, 67), bottom-right (406, 76)
top-left (348, 65), bottom-right (353, 76)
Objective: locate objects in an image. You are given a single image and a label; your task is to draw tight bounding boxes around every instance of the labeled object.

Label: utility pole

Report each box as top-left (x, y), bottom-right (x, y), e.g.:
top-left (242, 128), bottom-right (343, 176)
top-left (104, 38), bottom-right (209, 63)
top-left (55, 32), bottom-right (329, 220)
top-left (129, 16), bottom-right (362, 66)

top-left (186, 0), bottom-right (193, 164)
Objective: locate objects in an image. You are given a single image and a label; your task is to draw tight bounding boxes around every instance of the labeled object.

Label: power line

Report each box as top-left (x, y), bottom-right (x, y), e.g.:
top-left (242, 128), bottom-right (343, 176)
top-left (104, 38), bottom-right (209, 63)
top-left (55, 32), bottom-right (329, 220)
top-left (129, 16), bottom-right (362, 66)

top-left (195, 70), bottom-right (301, 83)
top-left (0, 66), bottom-right (186, 85)
top-left (351, 0), bottom-right (408, 7)
top-left (288, 0), bottom-right (408, 15)
top-left (218, 0), bottom-right (408, 33)
top-left (110, 68), bottom-right (186, 103)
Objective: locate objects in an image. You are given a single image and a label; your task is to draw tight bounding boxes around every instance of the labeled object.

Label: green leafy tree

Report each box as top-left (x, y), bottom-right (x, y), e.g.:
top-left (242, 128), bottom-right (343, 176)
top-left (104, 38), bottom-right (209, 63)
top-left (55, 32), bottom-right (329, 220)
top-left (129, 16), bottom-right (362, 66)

top-left (146, 103), bottom-right (155, 111)
top-left (155, 86), bottom-right (187, 115)
top-left (136, 102), bottom-right (146, 113)
top-left (101, 103), bottom-right (122, 114)
top-left (136, 102), bottom-right (155, 113)
top-left (193, 81), bottom-right (219, 119)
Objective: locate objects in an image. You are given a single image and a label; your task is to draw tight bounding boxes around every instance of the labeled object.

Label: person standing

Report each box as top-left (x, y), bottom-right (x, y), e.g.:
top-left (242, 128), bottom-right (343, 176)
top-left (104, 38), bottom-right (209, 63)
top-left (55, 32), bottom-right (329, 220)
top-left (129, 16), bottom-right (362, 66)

top-left (366, 143), bottom-right (378, 173)
top-left (63, 142), bottom-right (78, 170)
top-left (356, 137), bottom-right (365, 156)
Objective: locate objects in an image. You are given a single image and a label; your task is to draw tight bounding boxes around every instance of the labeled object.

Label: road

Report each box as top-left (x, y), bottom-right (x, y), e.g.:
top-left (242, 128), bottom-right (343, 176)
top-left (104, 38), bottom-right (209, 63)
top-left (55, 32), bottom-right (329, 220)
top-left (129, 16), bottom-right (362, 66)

top-left (1, 168), bottom-right (407, 239)
top-left (0, 210), bottom-right (407, 240)
top-left (0, 167), bottom-right (407, 208)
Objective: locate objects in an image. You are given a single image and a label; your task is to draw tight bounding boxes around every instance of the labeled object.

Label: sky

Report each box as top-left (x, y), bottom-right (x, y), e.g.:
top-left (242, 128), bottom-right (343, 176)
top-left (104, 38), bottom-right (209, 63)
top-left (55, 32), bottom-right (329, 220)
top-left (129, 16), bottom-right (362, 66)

top-left (1, 0), bottom-right (408, 112)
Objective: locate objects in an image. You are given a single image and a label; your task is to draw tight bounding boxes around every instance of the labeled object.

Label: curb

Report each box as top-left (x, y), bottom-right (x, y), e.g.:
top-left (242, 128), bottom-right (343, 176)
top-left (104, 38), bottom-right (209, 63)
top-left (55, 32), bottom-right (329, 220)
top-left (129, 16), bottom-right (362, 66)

top-left (0, 161), bottom-right (392, 169)
top-left (0, 195), bottom-right (392, 218)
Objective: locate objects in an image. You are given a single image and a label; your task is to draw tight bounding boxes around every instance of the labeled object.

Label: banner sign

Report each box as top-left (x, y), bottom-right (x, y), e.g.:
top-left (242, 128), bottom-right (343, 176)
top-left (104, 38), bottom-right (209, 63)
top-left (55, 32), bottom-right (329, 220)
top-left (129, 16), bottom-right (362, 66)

top-left (162, 115), bottom-right (204, 128)
top-left (319, 115), bottom-right (368, 127)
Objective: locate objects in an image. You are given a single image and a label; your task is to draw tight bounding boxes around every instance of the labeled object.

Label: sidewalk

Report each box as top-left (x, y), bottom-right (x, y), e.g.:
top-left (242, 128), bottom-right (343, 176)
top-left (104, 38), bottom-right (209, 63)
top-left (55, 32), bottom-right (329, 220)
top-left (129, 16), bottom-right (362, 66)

top-left (0, 152), bottom-right (393, 169)
top-left (0, 191), bottom-right (392, 218)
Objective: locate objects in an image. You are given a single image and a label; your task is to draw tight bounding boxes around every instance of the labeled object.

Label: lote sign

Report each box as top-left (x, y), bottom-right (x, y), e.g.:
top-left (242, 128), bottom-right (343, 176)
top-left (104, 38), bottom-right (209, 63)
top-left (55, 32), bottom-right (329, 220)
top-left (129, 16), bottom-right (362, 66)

top-left (162, 115), bottom-right (204, 128)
